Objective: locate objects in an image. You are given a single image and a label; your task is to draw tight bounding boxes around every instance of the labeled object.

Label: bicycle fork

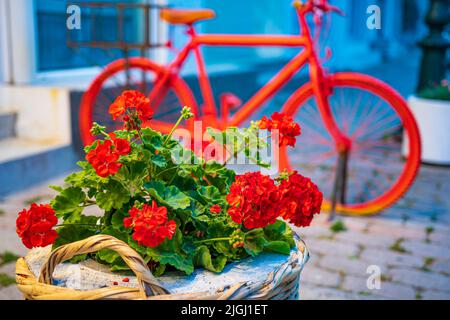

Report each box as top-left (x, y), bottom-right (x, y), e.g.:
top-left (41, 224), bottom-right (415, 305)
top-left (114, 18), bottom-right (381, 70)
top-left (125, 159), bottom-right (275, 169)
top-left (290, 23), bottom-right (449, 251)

top-left (329, 149), bottom-right (349, 221)
top-left (312, 73), bottom-right (352, 221)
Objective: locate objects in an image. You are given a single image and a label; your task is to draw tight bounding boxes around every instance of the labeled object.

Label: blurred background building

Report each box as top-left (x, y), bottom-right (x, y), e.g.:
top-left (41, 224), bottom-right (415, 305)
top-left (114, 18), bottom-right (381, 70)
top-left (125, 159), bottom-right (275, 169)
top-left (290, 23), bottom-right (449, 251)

top-left (0, 0), bottom-right (444, 196)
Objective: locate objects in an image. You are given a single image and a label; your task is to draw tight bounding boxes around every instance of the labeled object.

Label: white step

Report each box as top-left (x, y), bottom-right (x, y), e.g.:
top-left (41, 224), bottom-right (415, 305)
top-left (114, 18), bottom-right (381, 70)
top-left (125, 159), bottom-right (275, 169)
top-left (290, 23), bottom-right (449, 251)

top-left (0, 137), bottom-right (67, 164)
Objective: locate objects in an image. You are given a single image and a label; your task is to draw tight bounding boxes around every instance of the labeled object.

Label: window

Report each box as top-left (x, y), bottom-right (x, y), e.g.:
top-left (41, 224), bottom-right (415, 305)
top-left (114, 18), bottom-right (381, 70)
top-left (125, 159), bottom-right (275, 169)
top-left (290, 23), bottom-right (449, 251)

top-left (35, 0), bottom-right (146, 71)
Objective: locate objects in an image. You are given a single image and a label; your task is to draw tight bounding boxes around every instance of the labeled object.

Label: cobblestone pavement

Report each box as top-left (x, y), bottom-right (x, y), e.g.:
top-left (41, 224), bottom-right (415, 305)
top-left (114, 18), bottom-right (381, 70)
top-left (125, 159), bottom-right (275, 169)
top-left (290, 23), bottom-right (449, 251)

top-left (0, 164), bottom-right (449, 300)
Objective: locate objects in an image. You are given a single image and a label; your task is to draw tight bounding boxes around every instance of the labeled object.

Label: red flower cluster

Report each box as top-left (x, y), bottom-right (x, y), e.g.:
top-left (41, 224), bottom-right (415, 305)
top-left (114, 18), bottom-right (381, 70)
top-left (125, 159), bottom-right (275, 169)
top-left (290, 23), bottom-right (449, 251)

top-left (16, 203), bottom-right (58, 249)
top-left (86, 136), bottom-right (131, 178)
top-left (226, 172), bottom-right (322, 229)
top-left (123, 201), bottom-right (177, 248)
top-left (209, 204), bottom-right (222, 214)
top-left (226, 172), bottom-right (280, 229)
top-left (278, 172), bottom-right (323, 228)
top-left (109, 90), bottom-right (153, 122)
top-left (258, 112), bottom-right (301, 147)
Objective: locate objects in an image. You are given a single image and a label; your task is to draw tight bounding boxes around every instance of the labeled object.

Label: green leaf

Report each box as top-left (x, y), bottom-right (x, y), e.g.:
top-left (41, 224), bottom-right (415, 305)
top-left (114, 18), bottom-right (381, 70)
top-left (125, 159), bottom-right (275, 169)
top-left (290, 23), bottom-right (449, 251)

top-left (53, 217), bottom-right (98, 250)
top-left (102, 226), bottom-right (130, 242)
top-left (203, 161), bottom-right (235, 192)
top-left (244, 227), bottom-right (292, 257)
top-left (196, 186), bottom-right (222, 204)
top-left (50, 187), bottom-right (86, 222)
top-left (96, 180), bottom-right (130, 211)
top-left (243, 229), bottom-right (267, 257)
top-left (141, 128), bottom-right (164, 151)
top-left (151, 154), bottom-right (167, 168)
top-left (97, 249), bottom-right (119, 264)
top-left (144, 180), bottom-right (190, 210)
top-left (96, 227), bottom-right (132, 271)
top-left (110, 259), bottom-right (132, 272)
top-left (111, 209), bottom-right (129, 232)
top-left (153, 263), bottom-right (166, 277)
top-left (264, 220), bottom-right (295, 247)
top-left (48, 185), bottom-right (63, 192)
top-left (64, 166), bottom-right (108, 192)
top-left (263, 241), bottom-right (291, 255)
top-left (119, 161), bottom-right (148, 195)
top-left (137, 230), bottom-right (194, 275)
top-left (192, 245), bottom-right (227, 273)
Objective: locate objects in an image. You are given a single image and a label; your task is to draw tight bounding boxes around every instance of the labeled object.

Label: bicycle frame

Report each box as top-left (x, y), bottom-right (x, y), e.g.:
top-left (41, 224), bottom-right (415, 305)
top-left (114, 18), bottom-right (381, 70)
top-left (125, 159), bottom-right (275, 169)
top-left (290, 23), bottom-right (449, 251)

top-left (149, 5), bottom-right (349, 149)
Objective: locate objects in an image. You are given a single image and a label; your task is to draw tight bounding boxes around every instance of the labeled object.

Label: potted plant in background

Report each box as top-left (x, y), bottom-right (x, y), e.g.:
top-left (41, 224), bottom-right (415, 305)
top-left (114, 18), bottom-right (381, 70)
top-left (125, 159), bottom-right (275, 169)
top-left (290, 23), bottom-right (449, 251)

top-left (405, 79), bottom-right (450, 165)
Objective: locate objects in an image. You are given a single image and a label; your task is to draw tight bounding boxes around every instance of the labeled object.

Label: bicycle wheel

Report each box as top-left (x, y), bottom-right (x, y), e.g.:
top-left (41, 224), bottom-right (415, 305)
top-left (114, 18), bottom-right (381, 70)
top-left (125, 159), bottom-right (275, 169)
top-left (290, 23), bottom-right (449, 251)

top-left (79, 57), bottom-right (198, 146)
top-left (280, 72), bottom-right (421, 215)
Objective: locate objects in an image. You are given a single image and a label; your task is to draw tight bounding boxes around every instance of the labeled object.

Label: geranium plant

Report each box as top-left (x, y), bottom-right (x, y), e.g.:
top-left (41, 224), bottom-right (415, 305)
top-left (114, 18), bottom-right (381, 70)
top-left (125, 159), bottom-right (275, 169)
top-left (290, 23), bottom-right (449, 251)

top-left (16, 90), bottom-right (322, 276)
top-left (417, 79), bottom-right (450, 102)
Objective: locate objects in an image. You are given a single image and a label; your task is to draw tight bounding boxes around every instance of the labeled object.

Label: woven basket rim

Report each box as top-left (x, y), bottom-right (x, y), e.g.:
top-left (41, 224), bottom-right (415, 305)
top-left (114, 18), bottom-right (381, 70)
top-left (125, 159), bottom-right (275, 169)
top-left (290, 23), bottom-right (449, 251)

top-left (16, 234), bottom-right (309, 300)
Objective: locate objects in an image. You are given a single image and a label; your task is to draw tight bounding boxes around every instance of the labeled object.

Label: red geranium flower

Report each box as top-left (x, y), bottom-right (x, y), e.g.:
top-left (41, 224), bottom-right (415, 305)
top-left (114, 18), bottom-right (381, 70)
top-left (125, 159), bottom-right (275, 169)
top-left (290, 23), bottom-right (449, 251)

top-left (209, 205), bottom-right (222, 214)
top-left (258, 112), bottom-right (301, 147)
top-left (258, 116), bottom-right (272, 130)
top-left (86, 140), bottom-right (122, 178)
top-left (124, 201), bottom-right (177, 248)
top-left (108, 90), bottom-right (153, 122)
top-left (226, 172), bottom-right (280, 229)
top-left (278, 172), bottom-right (323, 227)
top-left (110, 133), bottom-right (131, 156)
top-left (16, 203), bottom-right (58, 249)
top-left (109, 95), bottom-right (127, 120)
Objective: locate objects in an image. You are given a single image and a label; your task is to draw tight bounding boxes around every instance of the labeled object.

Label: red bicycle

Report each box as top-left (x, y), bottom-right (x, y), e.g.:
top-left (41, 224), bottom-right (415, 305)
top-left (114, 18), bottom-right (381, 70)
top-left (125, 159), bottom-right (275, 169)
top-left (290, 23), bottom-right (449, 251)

top-left (79, 0), bottom-right (421, 216)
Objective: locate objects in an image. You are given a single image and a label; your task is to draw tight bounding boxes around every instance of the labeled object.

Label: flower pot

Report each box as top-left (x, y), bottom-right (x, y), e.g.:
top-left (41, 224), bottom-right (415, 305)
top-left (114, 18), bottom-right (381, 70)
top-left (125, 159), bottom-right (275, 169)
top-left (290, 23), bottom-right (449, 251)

top-left (16, 234), bottom-right (309, 300)
top-left (403, 95), bottom-right (450, 165)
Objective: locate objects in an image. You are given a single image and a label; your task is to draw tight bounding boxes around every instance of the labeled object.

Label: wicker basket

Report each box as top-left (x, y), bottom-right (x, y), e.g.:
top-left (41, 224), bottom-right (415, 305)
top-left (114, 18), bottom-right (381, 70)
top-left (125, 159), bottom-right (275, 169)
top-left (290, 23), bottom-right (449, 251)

top-left (15, 234), bottom-right (309, 300)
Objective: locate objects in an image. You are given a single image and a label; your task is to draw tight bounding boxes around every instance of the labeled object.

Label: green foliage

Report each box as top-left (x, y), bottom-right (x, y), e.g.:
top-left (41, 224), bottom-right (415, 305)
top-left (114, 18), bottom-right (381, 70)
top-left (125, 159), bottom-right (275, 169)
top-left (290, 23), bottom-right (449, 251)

top-left (0, 273), bottom-right (15, 287)
top-left (206, 125), bottom-right (270, 167)
top-left (389, 238), bottom-right (408, 254)
top-left (53, 216), bottom-right (99, 249)
top-left (96, 180), bottom-right (130, 211)
top-left (243, 221), bottom-right (295, 257)
top-left (330, 220), bottom-right (347, 233)
top-left (144, 181), bottom-right (191, 210)
top-left (50, 187), bottom-right (87, 222)
top-left (193, 246), bottom-right (227, 273)
top-left (0, 251), bottom-right (20, 266)
top-left (417, 80), bottom-right (450, 101)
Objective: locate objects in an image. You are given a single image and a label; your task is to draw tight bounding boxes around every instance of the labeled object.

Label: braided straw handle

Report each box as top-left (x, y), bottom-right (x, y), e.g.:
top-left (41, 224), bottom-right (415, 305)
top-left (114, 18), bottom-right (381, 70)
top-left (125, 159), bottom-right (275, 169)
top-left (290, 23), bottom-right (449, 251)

top-left (38, 234), bottom-right (169, 299)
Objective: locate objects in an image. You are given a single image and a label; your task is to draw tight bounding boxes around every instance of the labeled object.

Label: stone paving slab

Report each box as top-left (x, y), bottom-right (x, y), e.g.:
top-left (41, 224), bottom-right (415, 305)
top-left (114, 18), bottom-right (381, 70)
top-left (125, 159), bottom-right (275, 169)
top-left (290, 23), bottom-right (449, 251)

top-left (429, 260), bottom-right (450, 275)
top-left (341, 275), bottom-right (417, 300)
top-left (307, 238), bottom-right (360, 258)
top-left (318, 255), bottom-right (388, 278)
top-left (334, 230), bottom-right (397, 249)
top-left (401, 240), bottom-right (450, 261)
top-left (0, 286), bottom-right (23, 300)
top-left (422, 290), bottom-right (450, 300)
top-left (301, 266), bottom-right (341, 288)
top-left (359, 248), bottom-right (425, 269)
top-left (390, 268), bottom-right (450, 292)
top-left (300, 283), bottom-right (383, 300)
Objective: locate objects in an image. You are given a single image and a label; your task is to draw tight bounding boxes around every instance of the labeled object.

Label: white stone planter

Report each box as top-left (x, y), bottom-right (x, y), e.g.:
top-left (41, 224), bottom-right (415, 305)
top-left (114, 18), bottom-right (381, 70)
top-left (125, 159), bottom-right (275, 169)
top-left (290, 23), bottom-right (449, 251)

top-left (404, 96), bottom-right (450, 165)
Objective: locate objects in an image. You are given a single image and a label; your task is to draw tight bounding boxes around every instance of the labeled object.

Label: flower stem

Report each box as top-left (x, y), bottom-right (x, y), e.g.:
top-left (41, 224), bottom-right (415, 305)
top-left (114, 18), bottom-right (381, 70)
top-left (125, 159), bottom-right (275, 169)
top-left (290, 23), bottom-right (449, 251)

top-left (163, 115), bottom-right (183, 146)
top-left (56, 223), bottom-right (99, 228)
top-left (194, 237), bottom-right (232, 244)
top-left (154, 166), bottom-right (178, 178)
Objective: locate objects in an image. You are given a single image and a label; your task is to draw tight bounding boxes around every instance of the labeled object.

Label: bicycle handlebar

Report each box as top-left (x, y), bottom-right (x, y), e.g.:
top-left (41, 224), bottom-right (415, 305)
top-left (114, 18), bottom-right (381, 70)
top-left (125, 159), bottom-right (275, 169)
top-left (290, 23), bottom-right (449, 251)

top-left (293, 0), bottom-right (345, 16)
